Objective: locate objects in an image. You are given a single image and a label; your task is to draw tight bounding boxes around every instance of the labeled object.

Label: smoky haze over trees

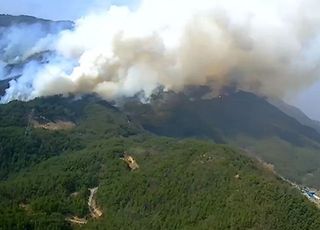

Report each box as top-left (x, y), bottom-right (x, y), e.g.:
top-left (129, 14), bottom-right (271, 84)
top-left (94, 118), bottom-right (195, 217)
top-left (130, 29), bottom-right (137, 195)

top-left (1, 0), bottom-right (320, 110)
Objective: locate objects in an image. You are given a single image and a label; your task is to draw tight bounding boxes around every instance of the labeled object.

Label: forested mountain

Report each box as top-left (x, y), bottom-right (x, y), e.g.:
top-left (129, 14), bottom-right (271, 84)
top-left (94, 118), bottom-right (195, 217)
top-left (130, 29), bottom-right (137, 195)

top-left (1, 95), bottom-right (320, 229)
top-left (0, 95), bottom-right (142, 179)
top-left (269, 98), bottom-right (320, 134)
top-left (122, 88), bottom-right (320, 188)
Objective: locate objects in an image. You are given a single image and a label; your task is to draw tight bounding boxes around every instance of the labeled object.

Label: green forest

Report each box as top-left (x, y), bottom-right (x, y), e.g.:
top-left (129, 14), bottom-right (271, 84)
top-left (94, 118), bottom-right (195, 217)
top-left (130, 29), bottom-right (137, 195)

top-left (1, 96), bottom-right (320, 229)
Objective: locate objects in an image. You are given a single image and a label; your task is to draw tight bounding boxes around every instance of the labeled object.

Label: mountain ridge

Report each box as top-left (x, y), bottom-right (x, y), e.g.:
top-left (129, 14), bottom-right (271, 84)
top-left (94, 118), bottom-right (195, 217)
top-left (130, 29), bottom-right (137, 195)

top-left (269, 98), bottom-right (320, 134)
top-left (0, 14), bottom-right (73, 27)
top-left (122, 88), bottom-right (320, 188)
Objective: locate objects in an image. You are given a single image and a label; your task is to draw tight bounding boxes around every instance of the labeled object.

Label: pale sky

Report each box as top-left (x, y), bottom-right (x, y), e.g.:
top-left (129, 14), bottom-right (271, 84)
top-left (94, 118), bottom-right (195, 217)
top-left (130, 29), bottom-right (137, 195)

top-left (289, 82), bottom-right (320, 121)
top-left (0, 0), bottom-right (138, 21)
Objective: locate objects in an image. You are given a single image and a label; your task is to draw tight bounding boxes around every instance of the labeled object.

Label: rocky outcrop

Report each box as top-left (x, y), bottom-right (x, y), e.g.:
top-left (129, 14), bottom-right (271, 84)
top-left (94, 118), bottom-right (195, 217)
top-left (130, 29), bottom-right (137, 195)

top-left (121, 153), bottom-right (139, 170)
top-left (65, 217), bottom-right (88, 225)
top-left (31, 120), bottom-right (75, 130)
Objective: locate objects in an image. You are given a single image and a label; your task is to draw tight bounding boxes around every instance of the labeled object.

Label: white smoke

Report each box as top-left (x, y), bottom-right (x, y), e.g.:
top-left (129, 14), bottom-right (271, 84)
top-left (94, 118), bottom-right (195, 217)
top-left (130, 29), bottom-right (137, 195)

top-left (2, 0), bottom-right (320, 102)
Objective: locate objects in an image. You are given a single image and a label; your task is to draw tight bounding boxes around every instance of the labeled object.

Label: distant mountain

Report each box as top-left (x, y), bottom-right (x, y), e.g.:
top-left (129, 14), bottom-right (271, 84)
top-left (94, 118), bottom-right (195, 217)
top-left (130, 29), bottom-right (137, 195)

top-left (0, 14), bottom-right (73, 28)
top-left (122, 87), bottom-right (320, 188)
top-left (0, 78), bottom-right (10, 96)
top-left (0, 15), bottom-right (74, 90)
top-left (269, 98), bottom-right (320, 134)
top-left (123, 88), bottom-right (320, 146)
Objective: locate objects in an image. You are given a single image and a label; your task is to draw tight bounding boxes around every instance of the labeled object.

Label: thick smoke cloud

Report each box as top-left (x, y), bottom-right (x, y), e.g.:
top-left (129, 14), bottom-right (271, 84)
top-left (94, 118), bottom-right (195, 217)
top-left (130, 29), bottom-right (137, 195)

top-left (1, 0), bottom-right (320, 102)
top-left (0, 19), bottom-right (72, 84)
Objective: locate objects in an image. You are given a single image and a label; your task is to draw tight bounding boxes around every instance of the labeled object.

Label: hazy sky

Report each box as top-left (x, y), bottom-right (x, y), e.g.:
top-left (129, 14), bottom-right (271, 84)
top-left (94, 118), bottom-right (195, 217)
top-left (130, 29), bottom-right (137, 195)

top-left (289, 82), bottom-right (320, 121)
top-left (0, 0), bottom-right (137, 21)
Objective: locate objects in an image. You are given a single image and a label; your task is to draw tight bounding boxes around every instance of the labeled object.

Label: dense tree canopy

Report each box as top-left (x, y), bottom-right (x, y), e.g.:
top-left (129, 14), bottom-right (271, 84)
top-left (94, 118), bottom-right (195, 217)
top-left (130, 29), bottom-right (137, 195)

top-left (1, 95), bottom-right (320, 229)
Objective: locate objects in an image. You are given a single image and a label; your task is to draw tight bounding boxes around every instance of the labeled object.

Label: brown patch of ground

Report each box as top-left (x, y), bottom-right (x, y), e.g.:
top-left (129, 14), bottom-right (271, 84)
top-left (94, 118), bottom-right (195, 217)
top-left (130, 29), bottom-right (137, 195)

top-left (88, 187), bottom-right (103, 218)
top-left (31, 120), bottom-right (75, 130)
top-left (121, 153), bottom-right (139, 170)
top-left (65, 217), bottom-right (88, 225)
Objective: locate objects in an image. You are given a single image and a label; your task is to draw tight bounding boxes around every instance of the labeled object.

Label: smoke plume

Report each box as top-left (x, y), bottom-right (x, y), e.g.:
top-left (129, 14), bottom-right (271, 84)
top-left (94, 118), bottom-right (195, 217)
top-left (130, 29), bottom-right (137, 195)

top-left (1, 0), bottom-right (320, 102)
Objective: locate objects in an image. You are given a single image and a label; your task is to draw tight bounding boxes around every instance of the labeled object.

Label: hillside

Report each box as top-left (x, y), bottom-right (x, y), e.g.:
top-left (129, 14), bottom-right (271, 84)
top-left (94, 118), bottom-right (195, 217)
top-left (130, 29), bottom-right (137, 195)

top-left (269, 98), bottom-right (320, 134)
top-left (1, 95), bottom-right (320, 229)
top-left (122, 88), bottom-right (320, 188)
top-left (0, 95), bottom-right (142, 179)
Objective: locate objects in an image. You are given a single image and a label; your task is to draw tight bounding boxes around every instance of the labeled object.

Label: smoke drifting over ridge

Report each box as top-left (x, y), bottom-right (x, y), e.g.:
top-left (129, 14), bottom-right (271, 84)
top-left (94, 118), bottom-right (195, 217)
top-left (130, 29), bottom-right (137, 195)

top-left (1, 0), bottom-right (320, 102)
